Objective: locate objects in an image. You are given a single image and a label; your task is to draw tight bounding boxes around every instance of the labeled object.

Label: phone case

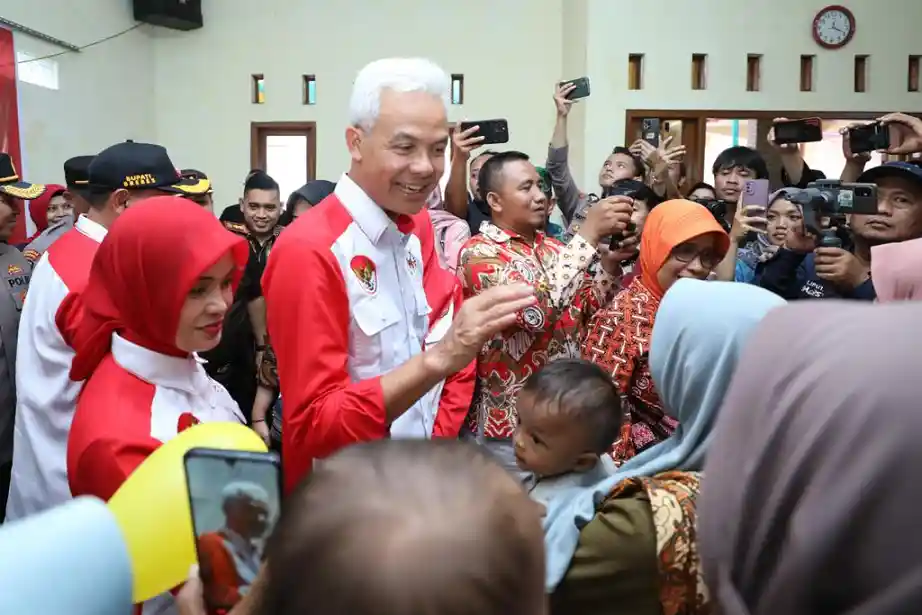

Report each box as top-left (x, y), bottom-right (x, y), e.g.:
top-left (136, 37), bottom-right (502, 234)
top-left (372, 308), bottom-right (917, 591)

top-left (460, 120), bottom-right (509, 145)
top-left (561, 77), bottom-right (590, 100)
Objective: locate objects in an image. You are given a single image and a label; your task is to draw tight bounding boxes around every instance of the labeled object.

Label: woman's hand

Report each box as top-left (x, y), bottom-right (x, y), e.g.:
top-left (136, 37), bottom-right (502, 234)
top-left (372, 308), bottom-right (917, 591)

top-left (730, 203), bottom-right (768, 242)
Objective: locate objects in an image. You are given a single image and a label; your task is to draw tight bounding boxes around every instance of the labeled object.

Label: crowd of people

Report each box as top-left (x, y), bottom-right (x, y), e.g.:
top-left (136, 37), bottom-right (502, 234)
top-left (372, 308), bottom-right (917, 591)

top-left (2, 55), bottom-right (922, 615)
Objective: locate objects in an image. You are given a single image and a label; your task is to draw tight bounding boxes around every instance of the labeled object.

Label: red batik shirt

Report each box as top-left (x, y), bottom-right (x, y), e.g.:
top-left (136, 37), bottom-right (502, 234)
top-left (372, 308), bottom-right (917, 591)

top-left (459, 223), bottom-right (619, 439)
top-left (581, 277), bottom-right (676, 462)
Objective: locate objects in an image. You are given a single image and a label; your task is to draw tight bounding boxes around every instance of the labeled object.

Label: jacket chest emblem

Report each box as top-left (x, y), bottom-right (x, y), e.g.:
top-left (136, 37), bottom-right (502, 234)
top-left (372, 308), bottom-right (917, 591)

top-left (177, 412), bottom-right (201, 433)
top-left (350, 255), bottom-right (378, 295)
top-left (406, 253), bottom-right (419, 275)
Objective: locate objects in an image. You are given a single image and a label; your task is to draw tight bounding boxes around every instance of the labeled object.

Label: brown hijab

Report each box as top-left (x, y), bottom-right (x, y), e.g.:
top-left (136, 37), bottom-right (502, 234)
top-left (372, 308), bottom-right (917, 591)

top-left (699, 300), bottom-right (922, 615)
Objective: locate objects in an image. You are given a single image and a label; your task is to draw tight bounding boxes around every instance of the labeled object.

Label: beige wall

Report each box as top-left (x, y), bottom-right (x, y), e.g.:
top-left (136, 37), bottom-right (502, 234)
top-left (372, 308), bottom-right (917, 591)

top-left (13, 0), bottom-right (922, 206)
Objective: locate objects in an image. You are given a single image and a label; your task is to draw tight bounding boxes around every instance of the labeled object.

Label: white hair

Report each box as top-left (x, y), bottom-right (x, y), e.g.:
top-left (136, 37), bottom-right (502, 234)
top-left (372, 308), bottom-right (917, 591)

top-left (349, 58), bottom-right (451, 130)
top-left (222, 480), bottom-right (270, 505)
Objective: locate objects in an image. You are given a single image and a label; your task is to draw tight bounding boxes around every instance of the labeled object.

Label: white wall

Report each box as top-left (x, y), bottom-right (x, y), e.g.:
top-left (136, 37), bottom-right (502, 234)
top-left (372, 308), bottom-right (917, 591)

top-left (4, 0), bottom-right (156, 185)
top-left (576, 0), bottom-right (922, 188)
top-left (151, 0), bottom-right (564, 208)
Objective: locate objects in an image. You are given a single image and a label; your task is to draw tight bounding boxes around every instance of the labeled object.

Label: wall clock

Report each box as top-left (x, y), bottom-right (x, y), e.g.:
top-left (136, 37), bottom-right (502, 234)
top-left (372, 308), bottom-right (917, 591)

top-left (813, 5), bottom-right (856, 49)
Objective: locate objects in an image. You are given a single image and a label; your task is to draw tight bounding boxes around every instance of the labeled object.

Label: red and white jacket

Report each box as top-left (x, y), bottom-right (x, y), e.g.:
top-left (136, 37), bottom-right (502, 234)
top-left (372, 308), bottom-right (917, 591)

top-left (264, 174), bottom-right (474, 493)
top-left (5, 215), bottom-right (106, 521)
top-left (68, 333), bottom-right (244, 615)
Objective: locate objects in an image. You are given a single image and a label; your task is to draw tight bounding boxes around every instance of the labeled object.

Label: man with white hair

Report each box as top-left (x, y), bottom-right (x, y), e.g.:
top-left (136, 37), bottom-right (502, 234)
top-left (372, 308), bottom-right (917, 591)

top-left (263, 58), bottom-right (536, 492)
top-left (196, 481), bottom-right (272, 611)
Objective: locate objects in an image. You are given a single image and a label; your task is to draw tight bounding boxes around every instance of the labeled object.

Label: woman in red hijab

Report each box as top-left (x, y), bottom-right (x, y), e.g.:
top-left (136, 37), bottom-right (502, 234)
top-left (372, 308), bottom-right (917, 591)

top-left (581, 199), bottom-right (730, 463)
top-left (65, 197), bottom-right (249, 504)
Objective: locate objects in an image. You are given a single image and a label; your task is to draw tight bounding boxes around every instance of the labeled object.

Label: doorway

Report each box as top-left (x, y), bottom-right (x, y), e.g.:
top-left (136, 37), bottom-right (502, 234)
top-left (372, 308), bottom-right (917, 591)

top-left (250, 122), bottom-right (317, 201)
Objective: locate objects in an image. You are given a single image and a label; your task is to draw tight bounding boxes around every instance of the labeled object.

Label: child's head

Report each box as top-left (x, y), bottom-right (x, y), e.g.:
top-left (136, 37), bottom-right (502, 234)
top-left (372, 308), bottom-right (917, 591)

top-left (514, 359), bottom-right (622, 478)
top-left (258, 440), bottom-right (546, 615)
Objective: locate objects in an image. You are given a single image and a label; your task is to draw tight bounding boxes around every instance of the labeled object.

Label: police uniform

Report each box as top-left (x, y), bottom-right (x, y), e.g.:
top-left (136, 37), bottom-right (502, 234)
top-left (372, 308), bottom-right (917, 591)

top-left (22, 215), bottom-right (74, 265)
top-left (0, 153), bottom-right (41, 522)
top-left (20, 156), bottom-right (95, 265)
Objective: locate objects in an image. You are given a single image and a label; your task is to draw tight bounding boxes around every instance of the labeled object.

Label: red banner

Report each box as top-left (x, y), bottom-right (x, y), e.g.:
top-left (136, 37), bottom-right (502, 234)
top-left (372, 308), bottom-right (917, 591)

top-left (0, 28), bottom-right (26, 244)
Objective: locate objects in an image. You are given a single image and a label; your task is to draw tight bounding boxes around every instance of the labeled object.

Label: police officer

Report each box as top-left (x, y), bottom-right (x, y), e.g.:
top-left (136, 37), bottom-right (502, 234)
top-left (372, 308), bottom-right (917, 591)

top-left (179, 168), bottom-right (214, 213)
top-left (21, 156), bottom-right (93, 265)
top-left (0, 152), bottom-right (38, 522)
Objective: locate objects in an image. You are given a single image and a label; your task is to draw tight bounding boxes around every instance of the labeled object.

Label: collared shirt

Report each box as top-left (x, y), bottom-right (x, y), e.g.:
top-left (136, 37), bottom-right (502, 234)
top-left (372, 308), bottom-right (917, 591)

top-left (263, 173), bottom-right (442, 493)
top-left (5, 215), bottom-right (107, 521)
top-left (68, 334), bottom-right (244, 500)
top-left (459, 222), bottom-right (619, 439)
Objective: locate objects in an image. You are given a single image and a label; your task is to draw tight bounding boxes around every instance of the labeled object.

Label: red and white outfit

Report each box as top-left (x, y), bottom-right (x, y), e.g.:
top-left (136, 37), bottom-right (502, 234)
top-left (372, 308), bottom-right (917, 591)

top-left (62, 198), bottom-right (247, 615)
top-left (264, 174), bottom-right (474, 493)
top-left (5, 215), bottom-right (106, 521)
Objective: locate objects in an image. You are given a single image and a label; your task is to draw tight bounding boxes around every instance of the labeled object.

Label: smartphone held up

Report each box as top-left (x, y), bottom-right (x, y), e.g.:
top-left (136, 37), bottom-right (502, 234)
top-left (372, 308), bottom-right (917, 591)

top-left (458, 119), bottom-right (509, 145)
top-left (772, 118), bottom-right (824, 145)
top-left (847, 122), bottom-right (891, 155)
top-left (559, 76), bottom-right (591, 100)
top-left (184, 448), bottom-right (282, 615)
top-left (742, 179), bottom-right (771, 233)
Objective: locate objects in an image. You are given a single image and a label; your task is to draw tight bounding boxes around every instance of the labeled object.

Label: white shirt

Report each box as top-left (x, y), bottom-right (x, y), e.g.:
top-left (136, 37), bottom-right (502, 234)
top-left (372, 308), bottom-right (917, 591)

top-left (332, 174), bottom-right (436, 438)
top-left (6, 215), bottom-right (107, 521)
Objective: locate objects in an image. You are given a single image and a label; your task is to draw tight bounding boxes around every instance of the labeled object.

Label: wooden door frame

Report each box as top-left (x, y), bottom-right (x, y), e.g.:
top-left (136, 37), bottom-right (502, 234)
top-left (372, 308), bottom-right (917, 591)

top-left (624, 110), bottom-right (920, 184)
top-left (249, 121), bottom-right (317, 180)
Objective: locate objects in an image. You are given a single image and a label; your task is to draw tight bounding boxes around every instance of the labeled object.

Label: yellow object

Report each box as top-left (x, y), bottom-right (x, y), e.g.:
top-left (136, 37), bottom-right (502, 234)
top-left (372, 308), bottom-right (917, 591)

top-left (107, 422), bottom-right (267, 602)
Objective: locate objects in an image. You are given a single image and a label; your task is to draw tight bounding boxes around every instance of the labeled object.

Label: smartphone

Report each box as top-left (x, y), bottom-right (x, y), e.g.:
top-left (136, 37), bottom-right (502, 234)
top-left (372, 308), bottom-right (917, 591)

top-left (641, 118), bottom-right (660, 147)
top-left (185, 448), bottom-right (282, 615)
top-left (559, 76), bottom-right (590, 100)
top-left (837, 182), bottom-right (879, 215)
top-left (458, 119), bottom-right (509, 145)
top-left (742, 179), bottom-right (771, 232)
top-left (773, 118), bottom-right (823, 145)
top-left (847, 122), bottom-right (891, 155)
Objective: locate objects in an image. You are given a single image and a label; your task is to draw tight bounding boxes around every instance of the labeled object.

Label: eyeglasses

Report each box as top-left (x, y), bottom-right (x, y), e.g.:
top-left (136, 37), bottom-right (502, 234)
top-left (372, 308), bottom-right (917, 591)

top-left (670, 243), bottom-right (722, 269)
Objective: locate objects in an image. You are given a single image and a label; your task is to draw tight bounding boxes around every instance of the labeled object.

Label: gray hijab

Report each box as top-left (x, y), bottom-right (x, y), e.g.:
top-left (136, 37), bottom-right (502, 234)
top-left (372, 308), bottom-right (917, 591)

top-left (285, 180), bottom-right (336, 214)
top-left (699, 300), bottom-right (922, 615)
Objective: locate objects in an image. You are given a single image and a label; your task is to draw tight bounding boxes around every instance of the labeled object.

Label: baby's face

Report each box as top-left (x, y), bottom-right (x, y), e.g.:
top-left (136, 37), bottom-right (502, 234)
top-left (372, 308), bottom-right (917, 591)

top-left (513, 393), bottom-right (590, 479)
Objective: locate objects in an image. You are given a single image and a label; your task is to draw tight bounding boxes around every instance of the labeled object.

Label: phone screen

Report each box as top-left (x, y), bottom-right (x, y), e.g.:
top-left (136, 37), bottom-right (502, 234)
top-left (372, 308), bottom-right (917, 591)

top-left (185, 449), bottom-right (282, 615)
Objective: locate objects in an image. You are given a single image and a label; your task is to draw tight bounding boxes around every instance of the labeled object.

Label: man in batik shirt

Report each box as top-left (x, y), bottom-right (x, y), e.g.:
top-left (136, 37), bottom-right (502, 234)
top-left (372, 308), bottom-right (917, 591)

top-left (458, 151), bottom-right (632, 479)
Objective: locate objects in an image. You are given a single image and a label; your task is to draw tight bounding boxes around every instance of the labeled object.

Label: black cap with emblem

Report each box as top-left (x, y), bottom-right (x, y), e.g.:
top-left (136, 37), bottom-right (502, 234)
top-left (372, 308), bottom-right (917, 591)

top-left (88, 142), bottom-right (207, 195)
top-left (64, 156), bottom-right (95, 188)
top-left (0, 152), bottom-right (45, 200)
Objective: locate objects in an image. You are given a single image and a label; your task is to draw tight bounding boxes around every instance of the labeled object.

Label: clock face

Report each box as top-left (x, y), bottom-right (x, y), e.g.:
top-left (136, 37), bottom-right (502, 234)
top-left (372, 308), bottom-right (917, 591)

top-left (814, 7), bottom-right (854, 48)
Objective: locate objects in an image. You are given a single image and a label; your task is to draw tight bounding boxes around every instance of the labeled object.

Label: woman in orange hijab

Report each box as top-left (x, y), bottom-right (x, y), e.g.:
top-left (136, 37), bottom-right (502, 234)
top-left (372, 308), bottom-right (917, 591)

top-left (65, 197), bottom-right (249, 504)
top-left (582, 199), bottom-right (729, 463)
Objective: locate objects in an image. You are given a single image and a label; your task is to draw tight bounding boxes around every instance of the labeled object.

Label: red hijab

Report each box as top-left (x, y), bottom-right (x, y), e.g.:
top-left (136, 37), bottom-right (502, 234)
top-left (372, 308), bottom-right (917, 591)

top-left (66, 197), bottom-right (248, 382)
top-left (28, 183), bottom-right (66, 237)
